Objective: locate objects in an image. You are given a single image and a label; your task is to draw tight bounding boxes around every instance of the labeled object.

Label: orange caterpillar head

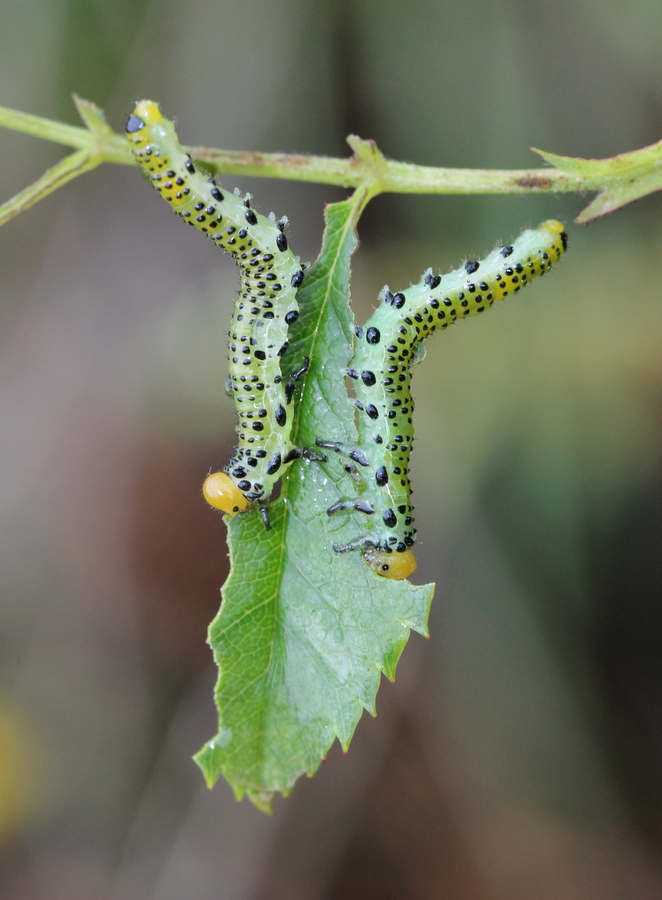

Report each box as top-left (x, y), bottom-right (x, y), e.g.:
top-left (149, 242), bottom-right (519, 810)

top-left (202, 472), bottom-right (251, 516)
top-left (364, 547), bottom-right (417, 580)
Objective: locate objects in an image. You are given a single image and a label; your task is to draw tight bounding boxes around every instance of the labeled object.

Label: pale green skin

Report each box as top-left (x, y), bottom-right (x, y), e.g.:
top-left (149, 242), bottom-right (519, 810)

top-left (127, 101), bottom-right (304, 507)
top-left (342, 220), bottom-right (567, 559)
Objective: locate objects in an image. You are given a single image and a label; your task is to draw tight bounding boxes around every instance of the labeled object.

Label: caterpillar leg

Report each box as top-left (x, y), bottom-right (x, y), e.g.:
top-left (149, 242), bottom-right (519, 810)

top-left (291, 357), bottom-right (310, 381)
top-left (327, 499), bottom-right (375, 515)
top-left (250, 441), bottom-right (325, 531)
top-left (285, 356), bottom-right (310, 404)
top-left (258, 504), bottom-right (271, 531)
top-left (283, 446), bottom-right (327, 464)
top-left (332, 536), bottom-right (372, 554)
top-left (315, 440), bottom-right (370, 468)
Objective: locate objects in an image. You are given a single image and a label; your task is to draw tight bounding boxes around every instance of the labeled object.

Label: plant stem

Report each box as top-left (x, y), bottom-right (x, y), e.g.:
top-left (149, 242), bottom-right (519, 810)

top-left (186, 146), bottom-right (585, 194)
top-left (0, 100), bottom-right (660, 224)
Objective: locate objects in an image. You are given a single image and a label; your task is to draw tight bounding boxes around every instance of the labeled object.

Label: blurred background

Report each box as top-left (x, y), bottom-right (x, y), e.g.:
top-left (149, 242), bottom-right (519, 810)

top-left (0, 1), bottom-right (661, 897)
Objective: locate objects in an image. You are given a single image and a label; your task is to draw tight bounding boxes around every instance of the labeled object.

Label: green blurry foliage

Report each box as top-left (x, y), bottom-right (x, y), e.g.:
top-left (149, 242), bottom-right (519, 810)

top-left (57, 0), bottom-right (152, 117)
top-left (0, 0), bottom-right (661, 825)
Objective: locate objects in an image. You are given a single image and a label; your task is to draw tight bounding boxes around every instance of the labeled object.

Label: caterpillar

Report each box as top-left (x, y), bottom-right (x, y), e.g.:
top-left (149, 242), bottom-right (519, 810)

top-left (126, 101), bottom-right (315, 528)
top-left (318, 220), bottom-right (568, 579)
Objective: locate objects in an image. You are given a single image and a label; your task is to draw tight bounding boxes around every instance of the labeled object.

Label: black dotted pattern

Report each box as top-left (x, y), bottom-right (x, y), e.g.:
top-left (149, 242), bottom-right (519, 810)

top-left (345, 222), bottom-right (568, 557)
top-left (126, 103), bottom-right (307, 505)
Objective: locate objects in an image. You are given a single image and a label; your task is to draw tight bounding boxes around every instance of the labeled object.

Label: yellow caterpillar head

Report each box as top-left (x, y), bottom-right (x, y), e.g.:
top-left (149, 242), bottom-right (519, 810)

top-left (364, 547), bottom-right (417, 580)
top-left (202, 472), bottom-right (251, 516)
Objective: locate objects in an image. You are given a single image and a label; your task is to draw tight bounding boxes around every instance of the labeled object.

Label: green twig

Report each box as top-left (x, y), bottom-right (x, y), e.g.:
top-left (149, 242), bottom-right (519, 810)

top-left (0, 97), bottom-right (660, 224)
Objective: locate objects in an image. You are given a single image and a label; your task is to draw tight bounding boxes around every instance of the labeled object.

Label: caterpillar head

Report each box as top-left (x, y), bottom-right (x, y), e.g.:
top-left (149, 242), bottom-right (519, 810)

top-left (364, 547), bottom-right (417, 580)
top-left (203, 472), bottom-right (251, 516)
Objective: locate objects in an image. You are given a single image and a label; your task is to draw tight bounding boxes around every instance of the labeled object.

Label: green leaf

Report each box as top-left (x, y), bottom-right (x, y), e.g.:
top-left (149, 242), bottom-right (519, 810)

top-left (532, 139), bottom-right (662, 223)
top-left (194, 190), bottom-right (435, 811)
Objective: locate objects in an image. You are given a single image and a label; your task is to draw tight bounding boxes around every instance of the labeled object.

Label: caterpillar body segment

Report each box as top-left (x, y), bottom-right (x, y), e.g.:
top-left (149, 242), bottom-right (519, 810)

top-left (325, 220), bottom-right (568, 578)
top-left (126, 101), bottom-right (310, 520)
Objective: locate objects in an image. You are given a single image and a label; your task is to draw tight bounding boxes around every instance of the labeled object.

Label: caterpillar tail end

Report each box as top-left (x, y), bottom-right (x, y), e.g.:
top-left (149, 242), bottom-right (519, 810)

top-left (202, 472), bottom-right (251, 516)
top-left (540, 219), bottom-right (565, 234)
top-left (540, 219), bottom-right (568, 251)
top-left (364, 548), bottom-right (417, 580)
top-left (132, 100), bottom-right (164, 124)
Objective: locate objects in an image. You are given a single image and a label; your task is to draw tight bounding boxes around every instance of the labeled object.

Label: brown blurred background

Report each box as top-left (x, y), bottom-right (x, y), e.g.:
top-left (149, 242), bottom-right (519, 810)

top-left (0, 1), bottom-right (662, 897)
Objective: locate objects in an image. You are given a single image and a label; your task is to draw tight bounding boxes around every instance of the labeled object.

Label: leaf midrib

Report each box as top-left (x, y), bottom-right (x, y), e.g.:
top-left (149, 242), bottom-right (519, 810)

top-left (250, 193), bottom-right (366, 787)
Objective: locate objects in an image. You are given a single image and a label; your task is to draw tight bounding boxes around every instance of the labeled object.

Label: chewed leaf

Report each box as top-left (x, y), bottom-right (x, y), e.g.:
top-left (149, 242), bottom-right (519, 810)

top-left (194, 194), bottom-right (434, 811)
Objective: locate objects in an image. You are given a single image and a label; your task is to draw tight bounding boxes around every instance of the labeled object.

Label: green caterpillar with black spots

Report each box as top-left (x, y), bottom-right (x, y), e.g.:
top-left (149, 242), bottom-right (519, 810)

top-left (318, 219), bottom-right (568, 579)
top-left (126, 101), bottom-right (318, 529)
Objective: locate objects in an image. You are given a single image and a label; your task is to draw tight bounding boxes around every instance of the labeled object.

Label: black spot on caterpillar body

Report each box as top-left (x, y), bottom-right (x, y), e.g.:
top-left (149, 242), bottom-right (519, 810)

top-left (126, 101), bottom-right (307, 521)
top-left (326, 220), bottom-right (568, 579)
